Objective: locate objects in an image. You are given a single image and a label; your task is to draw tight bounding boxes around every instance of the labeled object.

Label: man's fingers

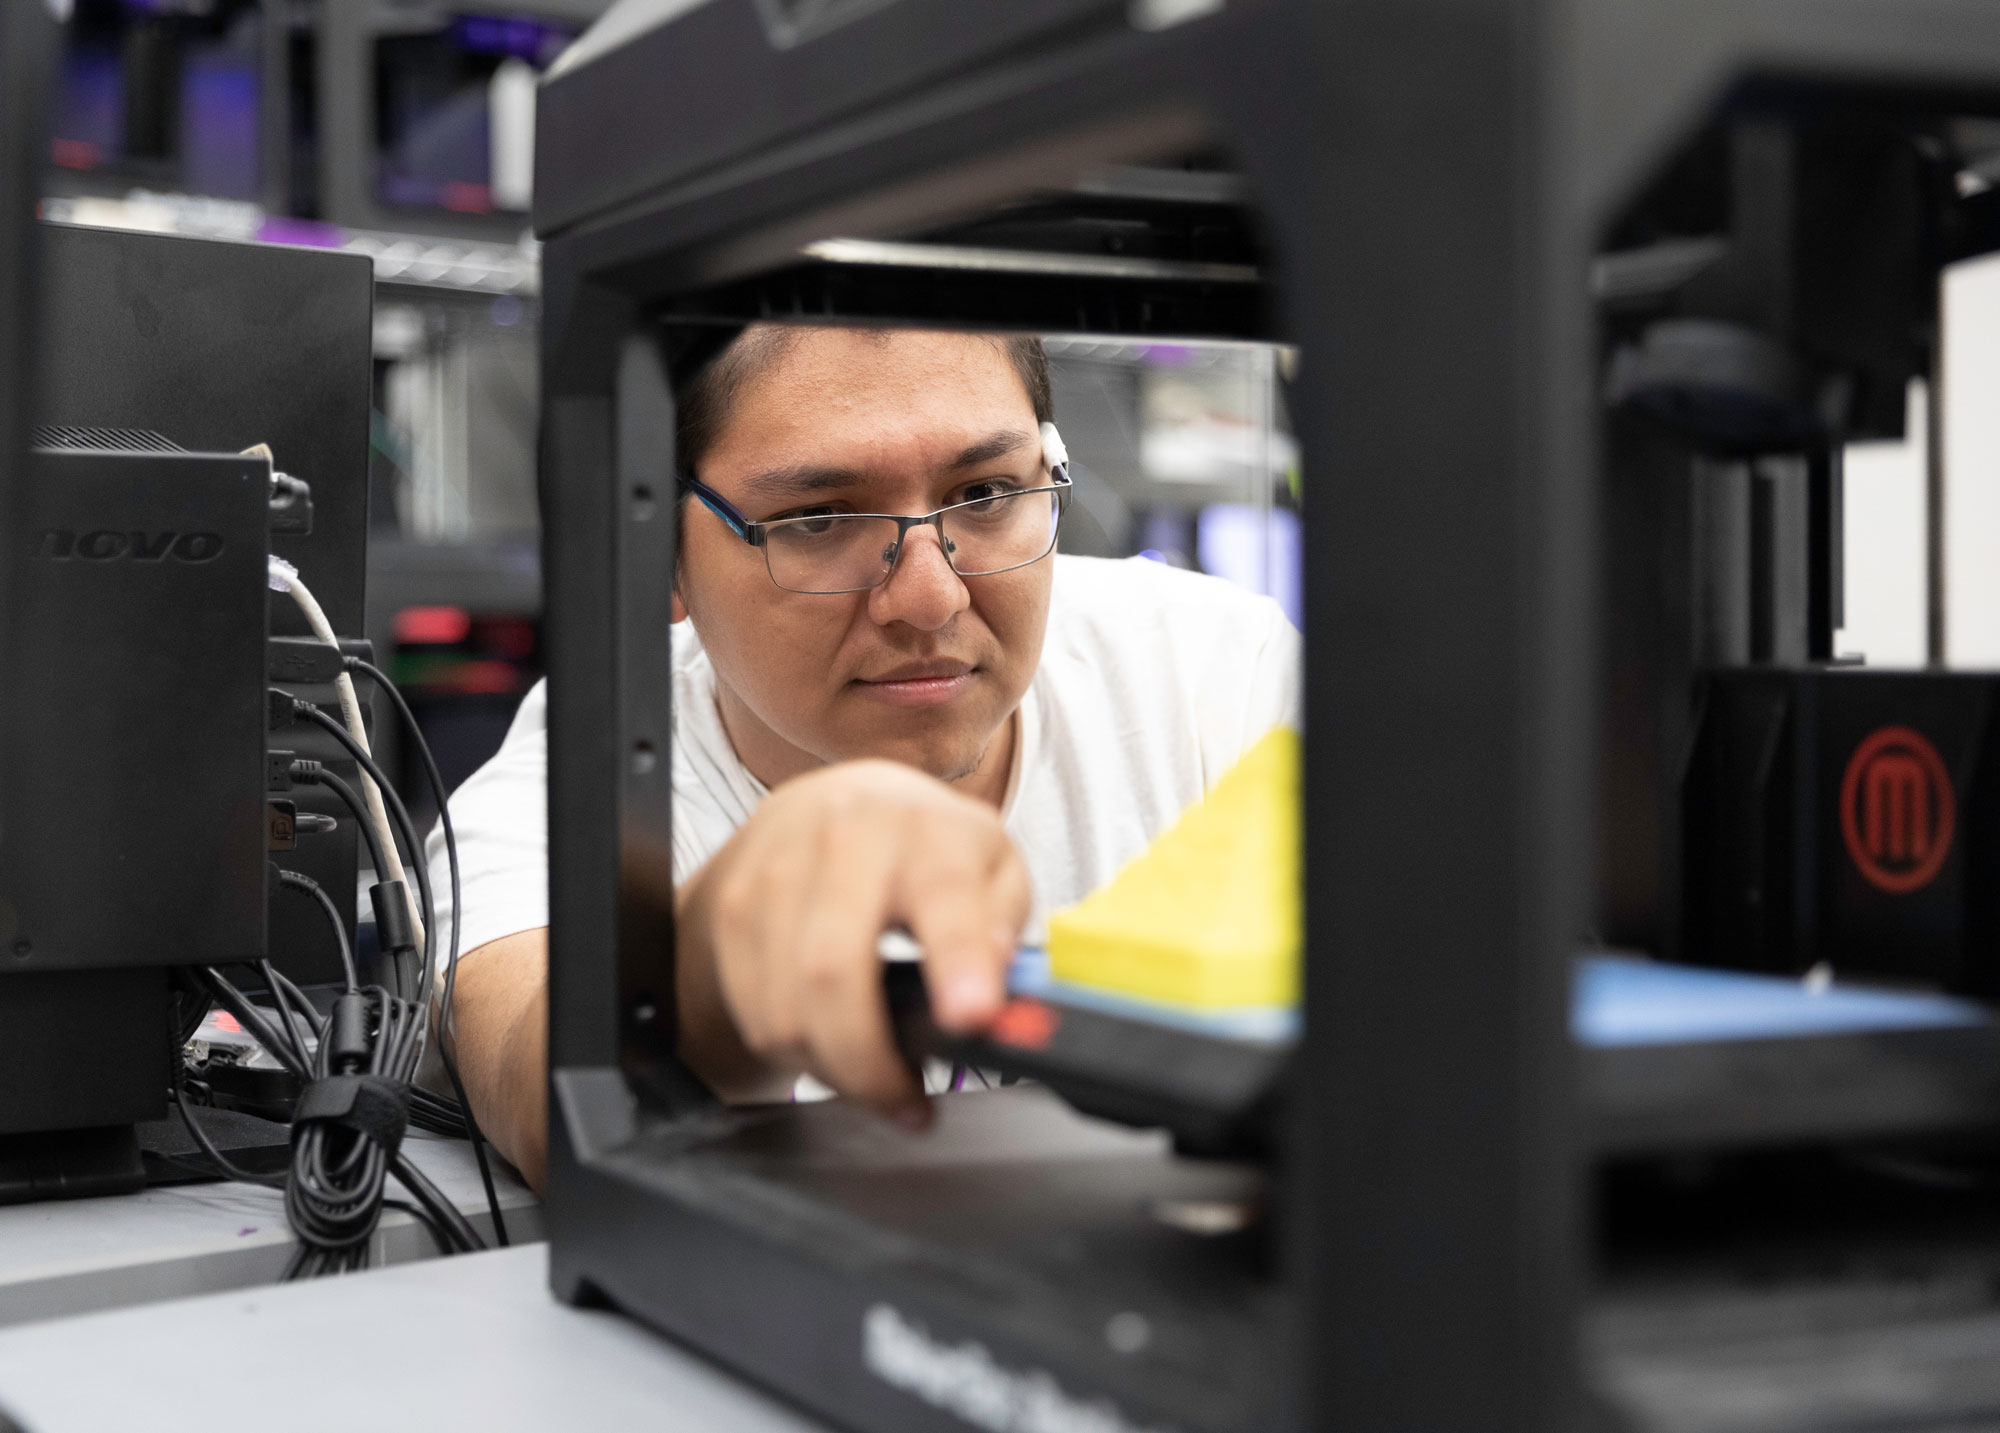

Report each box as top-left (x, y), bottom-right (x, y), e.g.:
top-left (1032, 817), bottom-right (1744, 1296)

top-left (800, 978), bottom-right (922, 1120)
top-left (903, 823), bottom-right (1021, 1034)
top-left (789, 818), bottom-right (924, 1117)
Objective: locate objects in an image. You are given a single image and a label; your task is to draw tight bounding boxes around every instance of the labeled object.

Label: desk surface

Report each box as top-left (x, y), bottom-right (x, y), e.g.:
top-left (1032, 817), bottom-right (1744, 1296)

top-left (0, 1243), bottom-right (815, 1433)
top-left (0, 1130), bottom-right (540, 1328)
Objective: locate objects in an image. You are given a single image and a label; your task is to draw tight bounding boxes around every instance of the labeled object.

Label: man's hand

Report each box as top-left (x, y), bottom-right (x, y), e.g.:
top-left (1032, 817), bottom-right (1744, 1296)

top-left (444, 759), bottom-right (1030, 1191)
top-left (676, 759), bottom-right (1031, 1125)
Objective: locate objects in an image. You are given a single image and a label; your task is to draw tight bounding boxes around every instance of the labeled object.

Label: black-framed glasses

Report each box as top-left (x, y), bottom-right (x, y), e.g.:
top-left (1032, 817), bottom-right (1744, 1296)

top-left (679, 470), bottom-right (1073, 595)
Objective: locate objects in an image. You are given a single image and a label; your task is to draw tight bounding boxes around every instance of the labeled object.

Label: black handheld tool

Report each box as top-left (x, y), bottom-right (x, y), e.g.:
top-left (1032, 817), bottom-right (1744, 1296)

top-left (882, 948), bottom-right (1289, 1158)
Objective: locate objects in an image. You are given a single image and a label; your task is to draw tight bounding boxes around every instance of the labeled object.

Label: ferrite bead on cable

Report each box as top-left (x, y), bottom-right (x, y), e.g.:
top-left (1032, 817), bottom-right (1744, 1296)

top-left (328, 993), bottom-right (371, 1072)
top-left (371, 879), bottom-right (416, 955)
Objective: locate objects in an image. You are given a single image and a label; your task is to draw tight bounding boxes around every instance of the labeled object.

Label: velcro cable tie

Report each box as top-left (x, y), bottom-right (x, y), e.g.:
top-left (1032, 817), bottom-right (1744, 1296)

top-left (291, 1075), bottom-right (410, 1156)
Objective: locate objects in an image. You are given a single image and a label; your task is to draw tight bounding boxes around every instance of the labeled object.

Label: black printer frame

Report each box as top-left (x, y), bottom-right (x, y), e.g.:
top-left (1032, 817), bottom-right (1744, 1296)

top-left (534, 1), bottom-right (2000, 1429)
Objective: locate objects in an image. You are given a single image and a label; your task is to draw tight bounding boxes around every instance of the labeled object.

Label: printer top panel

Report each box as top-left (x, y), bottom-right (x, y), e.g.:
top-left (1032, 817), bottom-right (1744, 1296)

top-left (535, 0), bottom-right (1147, 237)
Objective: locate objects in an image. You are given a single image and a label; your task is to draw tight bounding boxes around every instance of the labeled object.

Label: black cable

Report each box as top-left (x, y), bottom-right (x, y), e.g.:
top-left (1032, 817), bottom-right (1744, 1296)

top-left (260, 959), bottom-right (313, 1073)
top-left (199, 680), bottom-right (502, 1275)
top-left (304, 768), bottom-right (414, 1000)
top-left (304, 767), bottom-right (395, 921)
top-left (265, 965), bottom-right (328, 1041)
top-left (199, 968), bottom-right (308, 1079)
top-left (213, 960), bottom-right (315, 1074)
top-left (282, 983), bottom-right (395, 1274)
top-left (306, 768), bottom-right (420, 1000)
top-left (348, 656), bottom-right (508, 1247)
top-left (259, 966), bottom-right (367, 1173)
top-left (390, 1151), bottom-right (483, 1253)
top-left (170, 972), bottom-right (212, 1046)
top-left (299, 763), bottom-right (423, 1002)
top-left (170, 1055), bottom-right (286, 1189)
top-left (285, 699), bottom-right (439, 1029)
top-left (221, 930), bottom-right (486, 1269)
top-left (277, 868), bottom-right (359, 992)
top-left (189, 963), bottom-right (489, 1269)
top-left (348, 661), bottom-right (458, 966)
top-left (407, 1089), bottom-right (470, 1138)
top-left (383, 1198), bottom-right (456, 1257)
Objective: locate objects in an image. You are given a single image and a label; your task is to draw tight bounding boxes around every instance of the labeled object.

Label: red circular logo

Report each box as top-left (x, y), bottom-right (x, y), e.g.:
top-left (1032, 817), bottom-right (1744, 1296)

top-left (1840, 725), bottom-right (1955, 895)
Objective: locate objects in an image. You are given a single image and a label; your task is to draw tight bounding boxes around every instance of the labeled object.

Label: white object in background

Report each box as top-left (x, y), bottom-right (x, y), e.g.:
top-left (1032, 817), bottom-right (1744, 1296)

top-left (58, 195), bottom-right (177, 235)
top-left (385, 342), bottom-right (472, 540)
top-left (1140, 419), bottom-right (1299, 485)
top-left (1840, 381), bottom-right (1929, 668)
top-left (1944, 252), bottom-right (2000, 667)
top-left (489, 59), bottom-right (539, 213)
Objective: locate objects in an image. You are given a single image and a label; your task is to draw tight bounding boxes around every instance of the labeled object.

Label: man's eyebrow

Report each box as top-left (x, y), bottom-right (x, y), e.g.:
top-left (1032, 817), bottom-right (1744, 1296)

top-left (736, 464), bottom-right (868, 499)
top-left (735, 431), bottom-right (1036, 498)
top-left (946, 430), bottom-right (1035, 470)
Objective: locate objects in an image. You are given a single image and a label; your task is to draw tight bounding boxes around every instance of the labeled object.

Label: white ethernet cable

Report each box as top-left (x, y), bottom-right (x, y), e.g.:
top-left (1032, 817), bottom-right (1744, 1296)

top-left (267, 552), bottom-right (426, 955)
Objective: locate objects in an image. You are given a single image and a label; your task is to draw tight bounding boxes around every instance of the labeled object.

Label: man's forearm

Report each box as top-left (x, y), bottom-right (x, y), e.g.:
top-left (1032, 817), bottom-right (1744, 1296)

top-left (445, 928), bottom-right (550, 1191)
top-left (443, 893), bottom-right (787, 1198)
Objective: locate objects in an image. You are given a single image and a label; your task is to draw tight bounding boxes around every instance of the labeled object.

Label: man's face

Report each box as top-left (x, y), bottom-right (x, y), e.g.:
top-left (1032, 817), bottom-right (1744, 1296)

top-left (676, 328), bottom-right (1055, 790)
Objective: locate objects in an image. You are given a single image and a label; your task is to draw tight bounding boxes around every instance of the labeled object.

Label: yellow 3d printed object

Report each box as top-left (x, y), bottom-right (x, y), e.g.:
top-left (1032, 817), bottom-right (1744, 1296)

top-left (1048, 725), bottom-right (1300, 1009)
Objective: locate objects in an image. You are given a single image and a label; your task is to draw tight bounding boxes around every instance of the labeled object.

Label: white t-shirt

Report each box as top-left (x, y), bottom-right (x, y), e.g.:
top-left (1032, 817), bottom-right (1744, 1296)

top-left (428, 554), bottom-right (1301, 957)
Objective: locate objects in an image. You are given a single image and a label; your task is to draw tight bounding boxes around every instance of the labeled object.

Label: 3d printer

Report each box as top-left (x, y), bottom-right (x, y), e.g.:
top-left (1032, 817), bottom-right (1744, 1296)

top-left (531, 2), bottom-right (2000, 1430)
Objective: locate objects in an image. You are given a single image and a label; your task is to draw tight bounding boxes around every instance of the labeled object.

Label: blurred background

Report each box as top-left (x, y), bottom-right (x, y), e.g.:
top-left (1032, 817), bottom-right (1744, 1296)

top-left (27, 0), bottom-right (1304, 828)
top-left (33, 0), bottom-right (2000, 827)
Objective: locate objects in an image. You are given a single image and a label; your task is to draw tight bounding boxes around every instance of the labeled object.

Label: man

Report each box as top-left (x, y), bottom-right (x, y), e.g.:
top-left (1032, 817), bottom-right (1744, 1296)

top-left (436, 324), bottom-right (1299, 1187)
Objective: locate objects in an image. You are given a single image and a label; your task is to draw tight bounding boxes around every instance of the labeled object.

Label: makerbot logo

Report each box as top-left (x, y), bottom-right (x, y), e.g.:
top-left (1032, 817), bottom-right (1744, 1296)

top-left (862, 1304), bottom-right (1172, 1433)
top-left (1840, 725), bottom-right (1956, 894)
top-left (37, 529), bottom-right (224, 563)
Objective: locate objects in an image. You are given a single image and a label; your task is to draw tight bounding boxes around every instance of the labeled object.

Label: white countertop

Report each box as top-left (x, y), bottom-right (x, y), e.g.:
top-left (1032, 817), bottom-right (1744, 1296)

top-left (0, 1129), bottom-right (540, 1327)
top-left (0, 1243), bottom-right (818, 1433)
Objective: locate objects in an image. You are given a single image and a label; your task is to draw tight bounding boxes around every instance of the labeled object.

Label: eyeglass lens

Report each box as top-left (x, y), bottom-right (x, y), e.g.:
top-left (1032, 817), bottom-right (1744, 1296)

top-left (762, 488), bottom-right (1062, 595)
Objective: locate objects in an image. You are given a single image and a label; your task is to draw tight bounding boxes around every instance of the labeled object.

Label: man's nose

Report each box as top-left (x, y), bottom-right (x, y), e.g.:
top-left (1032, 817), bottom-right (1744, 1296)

top-left (867, 524), bottom-right (969, 631)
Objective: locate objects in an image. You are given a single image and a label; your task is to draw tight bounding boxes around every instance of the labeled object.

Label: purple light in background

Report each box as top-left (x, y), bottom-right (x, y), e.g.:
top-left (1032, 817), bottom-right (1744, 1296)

top-left (1197, 503), bottom-right (1302, 628)
top-left (53, 47), bottom-right (123, 160)
top-left (1136, 507), bottom-right (1193, 566)
top-left (258, 216), bottom-right (343, 248)
top-left (182, 54), bottom-right (259, 199)
top-left (453, 14), bottom-right (571, 65)
top-left (380, 174), bottom-right (437, 207)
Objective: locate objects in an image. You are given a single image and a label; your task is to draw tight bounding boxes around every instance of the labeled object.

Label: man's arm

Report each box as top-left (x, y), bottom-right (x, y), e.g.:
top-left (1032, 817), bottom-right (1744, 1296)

top-left (445, 927), bottom-right (550, 1189)
top-left (447, 759), bottom-right (1032, 1193)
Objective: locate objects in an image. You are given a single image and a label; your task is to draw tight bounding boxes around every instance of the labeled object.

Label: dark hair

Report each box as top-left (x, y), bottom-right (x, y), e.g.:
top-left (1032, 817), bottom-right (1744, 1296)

top-left (673, 327), bottom-right (1053, 483)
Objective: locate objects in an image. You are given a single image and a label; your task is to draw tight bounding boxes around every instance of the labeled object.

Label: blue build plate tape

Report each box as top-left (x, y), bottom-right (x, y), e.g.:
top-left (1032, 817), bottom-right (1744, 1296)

top-left (1007, 947), bottom-right (1301, 1044)
top-left (1573, 955), bottom-right (1986, 1047)
top-left (1009, 950), bottom-right (1990, 1049)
